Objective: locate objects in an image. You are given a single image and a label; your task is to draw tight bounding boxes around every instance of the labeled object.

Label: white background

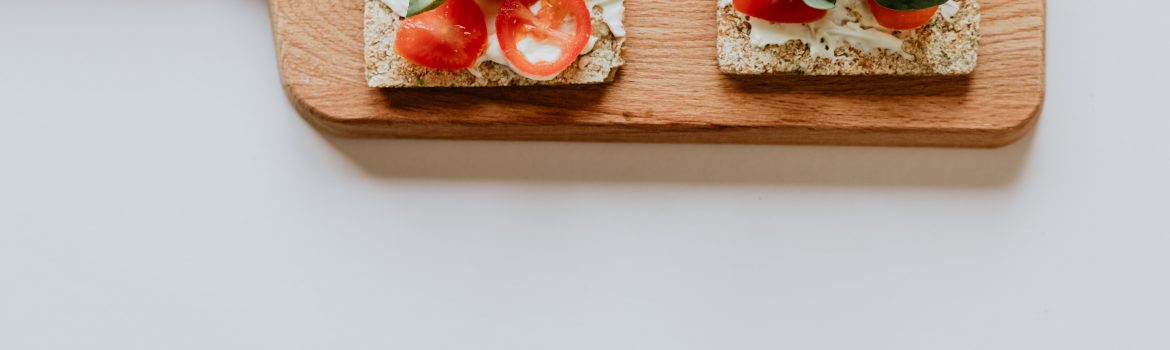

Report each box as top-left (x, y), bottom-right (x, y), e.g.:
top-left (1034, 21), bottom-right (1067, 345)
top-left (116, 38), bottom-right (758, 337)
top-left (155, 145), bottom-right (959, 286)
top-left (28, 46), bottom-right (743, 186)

top-left (2, 1), bottom-right (1168, 349)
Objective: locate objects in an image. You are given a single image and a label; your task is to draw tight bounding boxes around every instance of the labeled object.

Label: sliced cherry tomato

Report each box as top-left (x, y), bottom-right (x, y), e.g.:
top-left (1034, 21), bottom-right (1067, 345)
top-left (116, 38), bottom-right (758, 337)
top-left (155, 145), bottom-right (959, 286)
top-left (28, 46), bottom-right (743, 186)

top-left (394, 0), bottom-right (489, 70)
top-left (732, 0), bottom-right (828, 24)
top-left (496, 0), bottom-right (592, 80)
top-left (866, 0), bottom-right (939, 30)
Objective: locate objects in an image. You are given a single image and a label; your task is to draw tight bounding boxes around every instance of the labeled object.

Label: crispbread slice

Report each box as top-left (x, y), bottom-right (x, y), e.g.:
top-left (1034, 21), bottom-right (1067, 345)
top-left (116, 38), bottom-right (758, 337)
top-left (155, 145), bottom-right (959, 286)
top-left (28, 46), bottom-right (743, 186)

top-left (365, 0), bottom-right (625, 88)
top-left (717, 0), bottom-right (980, 76)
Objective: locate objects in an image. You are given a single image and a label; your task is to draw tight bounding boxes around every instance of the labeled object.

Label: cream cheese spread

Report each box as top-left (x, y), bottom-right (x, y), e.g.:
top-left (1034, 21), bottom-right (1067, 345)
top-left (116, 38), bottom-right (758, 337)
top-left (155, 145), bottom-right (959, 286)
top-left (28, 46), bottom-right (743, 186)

top-left (721, 0), bottom-right (959, 61)
top-left (383, 0), bottom-right (624, 80)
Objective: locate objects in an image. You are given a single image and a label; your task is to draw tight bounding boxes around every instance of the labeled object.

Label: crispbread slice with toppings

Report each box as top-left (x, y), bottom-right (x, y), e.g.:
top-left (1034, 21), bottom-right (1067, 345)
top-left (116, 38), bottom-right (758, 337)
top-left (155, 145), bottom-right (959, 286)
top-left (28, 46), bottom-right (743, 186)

top-left (365, 0), bottom-right (625, 88)
top-left (717, 0), bottom-right (980, 75)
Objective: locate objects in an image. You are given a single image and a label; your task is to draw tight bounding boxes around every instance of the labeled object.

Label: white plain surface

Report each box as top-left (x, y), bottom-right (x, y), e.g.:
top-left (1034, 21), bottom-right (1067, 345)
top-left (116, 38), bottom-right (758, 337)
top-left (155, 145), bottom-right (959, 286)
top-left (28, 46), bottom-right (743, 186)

top-left (2, 1), bottom-right (1169, 349)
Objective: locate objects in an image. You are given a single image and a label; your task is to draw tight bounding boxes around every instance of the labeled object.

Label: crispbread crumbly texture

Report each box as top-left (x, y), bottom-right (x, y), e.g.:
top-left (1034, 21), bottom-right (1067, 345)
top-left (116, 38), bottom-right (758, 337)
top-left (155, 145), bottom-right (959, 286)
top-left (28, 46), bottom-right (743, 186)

top-left (365, 0), bottom-right (625, 88)
top-left (717, 0), bottom-right (980, 76)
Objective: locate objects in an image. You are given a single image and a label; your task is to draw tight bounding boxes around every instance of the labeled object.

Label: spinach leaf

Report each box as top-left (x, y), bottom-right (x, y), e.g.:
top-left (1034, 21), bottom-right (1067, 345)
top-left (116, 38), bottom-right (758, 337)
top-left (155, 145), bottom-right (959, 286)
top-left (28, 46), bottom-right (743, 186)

top-left (407, 0), bottom-right (446, 17)
top-left (874, 0), bottom-right (949, 11)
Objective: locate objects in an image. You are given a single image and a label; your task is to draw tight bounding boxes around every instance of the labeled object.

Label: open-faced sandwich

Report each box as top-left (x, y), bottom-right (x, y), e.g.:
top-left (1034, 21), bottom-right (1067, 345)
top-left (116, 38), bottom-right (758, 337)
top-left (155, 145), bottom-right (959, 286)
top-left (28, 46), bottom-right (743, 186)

top-left (365, 0), bottom-right (625, 87)
top-left (718, 0), bottom-right (980, 75)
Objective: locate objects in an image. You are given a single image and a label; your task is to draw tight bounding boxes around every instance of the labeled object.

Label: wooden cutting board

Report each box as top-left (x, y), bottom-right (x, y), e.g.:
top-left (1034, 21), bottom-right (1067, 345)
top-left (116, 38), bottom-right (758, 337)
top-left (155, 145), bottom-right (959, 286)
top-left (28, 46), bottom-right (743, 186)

top-left (269, 0), bottom-right (1045, 147)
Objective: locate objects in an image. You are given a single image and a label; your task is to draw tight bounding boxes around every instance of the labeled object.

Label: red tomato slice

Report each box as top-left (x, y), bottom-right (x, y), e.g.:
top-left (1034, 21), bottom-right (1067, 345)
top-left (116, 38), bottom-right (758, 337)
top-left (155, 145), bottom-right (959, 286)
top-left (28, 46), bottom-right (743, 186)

top-left (732, 0), bottom-right (828, 24)
top-left (866, 0), bottom-right (939, 30)
top-left (496, 0), bottom-right (592, 80)
top-left (394, 0), bottom-right (489, 70)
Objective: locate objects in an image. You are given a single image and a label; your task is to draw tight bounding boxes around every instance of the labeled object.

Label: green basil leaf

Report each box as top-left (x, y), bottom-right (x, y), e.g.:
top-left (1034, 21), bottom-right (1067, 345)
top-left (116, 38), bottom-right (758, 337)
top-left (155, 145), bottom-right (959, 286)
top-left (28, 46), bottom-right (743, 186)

top-left (407, 0), bottom-right (445, 17)
top-left (803, 0), bottom-right (837, 10)
top-left (874, 0), bottom-right (949, 11)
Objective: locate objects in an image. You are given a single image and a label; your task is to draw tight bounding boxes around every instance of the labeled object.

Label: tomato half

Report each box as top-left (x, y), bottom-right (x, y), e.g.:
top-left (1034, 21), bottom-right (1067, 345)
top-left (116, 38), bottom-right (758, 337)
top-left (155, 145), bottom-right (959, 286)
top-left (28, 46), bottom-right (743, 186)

top-left (732, 0), bottom-right (828, 24)
top-left (866, 0), bottom-right (939, 30)
top-left (496, 0), bottom-right (592, 80)
top-left (394, 0), bottom-right (489, 70)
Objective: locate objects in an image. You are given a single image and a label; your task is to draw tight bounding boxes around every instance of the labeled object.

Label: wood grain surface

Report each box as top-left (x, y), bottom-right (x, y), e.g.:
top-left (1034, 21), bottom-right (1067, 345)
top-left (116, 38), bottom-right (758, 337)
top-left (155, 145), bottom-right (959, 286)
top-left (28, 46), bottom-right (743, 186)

top-left (269, 0), bottom-right (1045, 147)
